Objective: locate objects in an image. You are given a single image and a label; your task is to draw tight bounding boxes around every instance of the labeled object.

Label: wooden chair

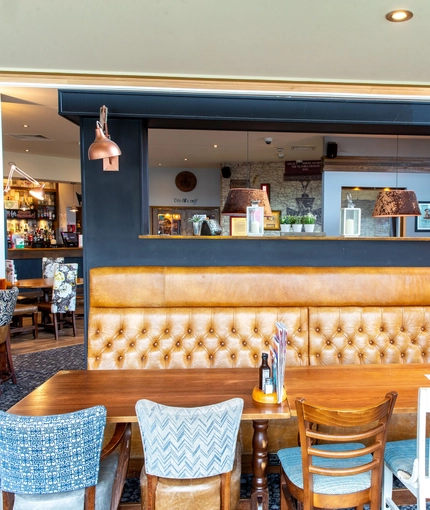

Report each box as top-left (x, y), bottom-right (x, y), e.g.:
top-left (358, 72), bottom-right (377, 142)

top-left (383, 387), bottom-right (430, 510)
top-left (0, 406), bottom-right (131, 510)
top-left (278, 391), bottom-right (397, 510)
top-left (135, 397), bottom-right (243, 510)
top-left (0, 287), bottom-right (19, 394)
top-left (38, 263), bottom-right (77, 340)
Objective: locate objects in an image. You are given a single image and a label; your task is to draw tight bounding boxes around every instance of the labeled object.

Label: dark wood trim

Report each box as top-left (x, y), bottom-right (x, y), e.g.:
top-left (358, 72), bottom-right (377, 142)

top-left (7, 248), bottom-right (83, 260)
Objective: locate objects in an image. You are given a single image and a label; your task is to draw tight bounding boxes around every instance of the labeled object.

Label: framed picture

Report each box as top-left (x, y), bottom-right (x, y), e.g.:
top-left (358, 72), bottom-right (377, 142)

top-left (415, 202), bottom-right (430, 232)
top-left (230, 216), bottom-right (247, 236)
top-left (260, 183), bottom-right (270, 202)
top-left (264, 210), bottom-right (281, 230)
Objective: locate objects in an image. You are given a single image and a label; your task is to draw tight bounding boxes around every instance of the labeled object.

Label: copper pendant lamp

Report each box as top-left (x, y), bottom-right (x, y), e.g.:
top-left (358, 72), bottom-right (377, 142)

top-left (88, 105), bottom-right (121, 171)
top-left (222, 132), bottom-right (272, 218)
top-left (372, 189), bottom-right (421, 217)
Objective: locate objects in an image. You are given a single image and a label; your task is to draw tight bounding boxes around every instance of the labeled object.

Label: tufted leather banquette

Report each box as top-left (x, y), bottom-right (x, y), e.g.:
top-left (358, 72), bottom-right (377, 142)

top-left (88, 266), bottom-right (430, 476)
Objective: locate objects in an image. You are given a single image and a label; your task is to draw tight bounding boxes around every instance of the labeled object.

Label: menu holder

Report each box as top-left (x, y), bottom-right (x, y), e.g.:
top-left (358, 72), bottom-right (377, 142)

top-left (252, 385), bottom-right (287, 404)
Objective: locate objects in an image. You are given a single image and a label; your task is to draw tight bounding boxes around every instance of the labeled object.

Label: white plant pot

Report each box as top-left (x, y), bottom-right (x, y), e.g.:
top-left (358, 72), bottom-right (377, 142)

top-left (304, 224), bottom-right (315, 232)
top-left (280, 224), bottom-right (290, 233)
top-left (292, 224), bottom-right (303, 233)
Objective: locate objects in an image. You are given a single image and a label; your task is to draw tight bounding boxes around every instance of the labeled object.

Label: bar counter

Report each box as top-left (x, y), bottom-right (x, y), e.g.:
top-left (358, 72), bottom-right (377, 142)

top-left (7, 247), bottom-right (83, 279)
top-left (7, 247), bottom-right (83, 259)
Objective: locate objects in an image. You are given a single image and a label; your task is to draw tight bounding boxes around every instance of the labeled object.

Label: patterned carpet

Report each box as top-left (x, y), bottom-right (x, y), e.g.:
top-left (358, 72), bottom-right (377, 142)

top-left (1, 345), bottom-right (283, 508)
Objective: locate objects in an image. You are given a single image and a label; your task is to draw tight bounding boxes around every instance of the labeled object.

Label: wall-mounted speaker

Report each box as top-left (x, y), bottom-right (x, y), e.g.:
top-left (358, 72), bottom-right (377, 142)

top-left (326, 142), bottom-right (338, 159)
top-left (221, 166), bottom-right (231, 178)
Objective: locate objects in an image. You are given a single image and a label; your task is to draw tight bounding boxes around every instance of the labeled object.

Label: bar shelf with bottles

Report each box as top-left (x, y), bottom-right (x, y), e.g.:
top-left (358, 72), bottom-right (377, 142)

top-left (4, 179), bottom-right (58, 248)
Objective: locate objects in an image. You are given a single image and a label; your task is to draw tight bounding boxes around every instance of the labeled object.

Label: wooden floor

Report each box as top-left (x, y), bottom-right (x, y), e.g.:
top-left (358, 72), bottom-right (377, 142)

top-left (10, 313), bottom-right (84, 355)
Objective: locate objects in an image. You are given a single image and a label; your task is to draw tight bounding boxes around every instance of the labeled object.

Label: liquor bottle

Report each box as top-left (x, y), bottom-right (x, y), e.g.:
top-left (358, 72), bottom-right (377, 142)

top-left (259, 353), bottom-right (270, 392)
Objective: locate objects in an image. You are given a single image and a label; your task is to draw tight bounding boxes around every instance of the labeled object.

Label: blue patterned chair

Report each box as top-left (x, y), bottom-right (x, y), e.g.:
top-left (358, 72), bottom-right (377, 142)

top-left (135, 397), bottom-right (243, 510)
top-left (278, 392), bottom-right (397, 510)
top-left (0, 405), bottom-right (131, 510)
top-left (383, 387), bottom-right (430, 510)
top-left (38, 263), bottom-right (77, 340)
top-left (0, 287), bottom-right (19, 393)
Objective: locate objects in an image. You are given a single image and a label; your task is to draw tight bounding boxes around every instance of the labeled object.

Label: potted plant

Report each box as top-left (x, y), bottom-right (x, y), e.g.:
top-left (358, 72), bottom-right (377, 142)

top-left (291, 216), bottom-right (303, 233)
top-left (303, 212), bottom-right (316, 232)
top-left (188, 214), bottom-right (205, 235)
top-left (280, 215), bottom-right (292, 233)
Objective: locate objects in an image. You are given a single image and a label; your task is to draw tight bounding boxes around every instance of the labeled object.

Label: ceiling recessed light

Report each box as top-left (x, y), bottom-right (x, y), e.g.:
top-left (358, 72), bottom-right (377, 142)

top-left (184, 158), bottom-right (188, 161)
top-left (158, 163), bottom-right (162, 166)
top-left (213, 144), bottom-right (218, 148)
top-left (25, 149), bottom-right (30, 152)
top-left (385, 10), bottom-right (413, 22)
top-left (22, 124), bottom-right (29, 128)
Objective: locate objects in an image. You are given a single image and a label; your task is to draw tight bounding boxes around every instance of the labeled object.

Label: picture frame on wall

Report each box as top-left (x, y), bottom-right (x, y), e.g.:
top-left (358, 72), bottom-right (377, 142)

top-left (260, 183), bottom-right (270, 202)
top-left (264, 210), bottom-right (281, 230)
top-left (415, 202), bottom-right (430, 232)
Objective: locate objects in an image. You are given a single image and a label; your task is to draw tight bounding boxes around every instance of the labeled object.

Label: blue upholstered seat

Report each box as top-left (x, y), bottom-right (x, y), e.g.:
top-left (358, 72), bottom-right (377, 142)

top-left (383, 388), bottom-right (430, 510)
top-left (278, 443), bottom-right (372, 495)
top-left (0, 405), bottom-right (120, 510)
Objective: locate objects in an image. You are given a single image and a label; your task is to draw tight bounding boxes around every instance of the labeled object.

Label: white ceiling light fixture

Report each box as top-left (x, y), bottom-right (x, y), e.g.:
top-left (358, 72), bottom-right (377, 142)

top-left (385, 10), bottom-right (413, 22)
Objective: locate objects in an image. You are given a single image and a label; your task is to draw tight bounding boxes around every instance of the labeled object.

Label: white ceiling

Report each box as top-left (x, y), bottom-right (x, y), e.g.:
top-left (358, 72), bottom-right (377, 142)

top-left (0, 86), bottom-right (328, 167)
top-left (1, 0), bottom-right (430, 171)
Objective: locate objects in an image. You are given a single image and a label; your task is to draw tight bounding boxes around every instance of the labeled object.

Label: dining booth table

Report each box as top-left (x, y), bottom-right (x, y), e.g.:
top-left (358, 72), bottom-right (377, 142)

top-left (8, 363), bottom-right (430, 510)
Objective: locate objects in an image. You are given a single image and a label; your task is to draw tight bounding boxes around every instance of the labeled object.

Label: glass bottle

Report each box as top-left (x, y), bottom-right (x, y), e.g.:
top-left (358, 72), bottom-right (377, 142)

top-left (259, 353), bottom-right (270, 391)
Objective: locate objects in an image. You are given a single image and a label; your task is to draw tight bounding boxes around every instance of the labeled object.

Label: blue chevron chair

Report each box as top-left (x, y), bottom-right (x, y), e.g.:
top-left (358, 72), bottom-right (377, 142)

top-left (136, 397), bottom-right (243, 510)
top-left (278, 392), bottom-right (397, 510)
top-left (383, 387), bottom-right (430, 510)
top-left (0, 405), bottom-right (131, 510)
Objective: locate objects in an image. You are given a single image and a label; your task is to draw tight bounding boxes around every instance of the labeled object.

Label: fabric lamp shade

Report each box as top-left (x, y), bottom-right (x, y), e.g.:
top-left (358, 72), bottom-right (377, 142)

top-left (222, 188), bottom-right (272, 216)
top-left (372, 190), bottom-right (421, 217)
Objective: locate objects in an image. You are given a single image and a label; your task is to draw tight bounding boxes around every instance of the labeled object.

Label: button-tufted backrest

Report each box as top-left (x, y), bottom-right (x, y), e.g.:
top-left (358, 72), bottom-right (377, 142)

top-left (88, 266), bottom-right (430, 370)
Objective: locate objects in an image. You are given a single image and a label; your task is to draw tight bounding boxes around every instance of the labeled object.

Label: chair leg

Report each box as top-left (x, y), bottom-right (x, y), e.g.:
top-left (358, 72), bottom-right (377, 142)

top-left (72, 310), bottom-right (77, 337)
top-left (2, 491), bottom-right (15, 510)
top-left (53, 313), bottom-right (59, 341)
top-left (84, 485), bottom-right (96, 510)
top-left (220, 472), bottom-right (231, 510)
top-left (146, 474), bottom-right (158, 510)
top-left (5, 326), bottom-right (16, 385)
top-left (32, 312), bottom-right (38, 339)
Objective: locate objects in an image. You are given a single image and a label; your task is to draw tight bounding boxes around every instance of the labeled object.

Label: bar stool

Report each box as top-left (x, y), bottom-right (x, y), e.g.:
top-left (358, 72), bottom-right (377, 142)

top-left (10, 303), bottom-right (39, 339)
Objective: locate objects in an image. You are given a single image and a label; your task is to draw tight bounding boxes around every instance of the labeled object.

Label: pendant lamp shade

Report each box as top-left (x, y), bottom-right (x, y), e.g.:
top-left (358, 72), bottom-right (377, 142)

top-left (222, 188), bottom-right (272, 216)
top-left (88, 121), bottom-right (122, 160)
top-left (372, 190), bottom-right (421, 217)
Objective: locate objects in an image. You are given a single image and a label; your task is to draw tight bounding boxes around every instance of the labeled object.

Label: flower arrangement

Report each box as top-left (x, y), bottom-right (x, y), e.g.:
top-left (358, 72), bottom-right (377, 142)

top-left (188, 214), bottom-right (204, 223)
top-left (290, 215), bottom-right (303, 225)
top-left (302, 212), bottom-right (316, 224)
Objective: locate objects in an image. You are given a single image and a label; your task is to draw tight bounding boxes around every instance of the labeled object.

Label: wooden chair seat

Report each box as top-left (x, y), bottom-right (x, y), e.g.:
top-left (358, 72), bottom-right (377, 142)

top-left (11, 303), bottom-right (38, 339)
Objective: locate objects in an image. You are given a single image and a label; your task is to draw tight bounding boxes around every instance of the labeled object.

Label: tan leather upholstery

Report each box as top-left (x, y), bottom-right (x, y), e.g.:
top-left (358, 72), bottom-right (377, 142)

top-left (88, 266), bottom-right (430, 463)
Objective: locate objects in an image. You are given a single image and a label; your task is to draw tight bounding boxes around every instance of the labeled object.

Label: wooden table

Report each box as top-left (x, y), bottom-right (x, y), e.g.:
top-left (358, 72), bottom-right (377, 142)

top-left (284, 363), bottom-right (430, 415)
top-left (14, 277), bottom-right (84, 302)
top-left (8, 367), bottom-right (290, 510)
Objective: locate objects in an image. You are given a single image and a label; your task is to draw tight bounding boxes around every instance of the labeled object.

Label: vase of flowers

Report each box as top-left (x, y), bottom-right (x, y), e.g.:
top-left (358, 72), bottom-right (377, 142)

top-left (303, 212), bottom-right (316, 232)
top-left (188, 214), bottom-right (204, 235)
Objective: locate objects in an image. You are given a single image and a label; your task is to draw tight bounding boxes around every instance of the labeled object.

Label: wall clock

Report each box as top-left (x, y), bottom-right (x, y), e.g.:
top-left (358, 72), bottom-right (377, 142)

top-left (175, 171), bottom-right (197, 192)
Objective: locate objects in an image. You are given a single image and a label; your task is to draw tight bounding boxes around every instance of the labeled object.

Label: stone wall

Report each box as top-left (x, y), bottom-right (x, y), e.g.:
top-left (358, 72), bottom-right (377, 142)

top-left (220, 162), bottom-right (322, 235)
